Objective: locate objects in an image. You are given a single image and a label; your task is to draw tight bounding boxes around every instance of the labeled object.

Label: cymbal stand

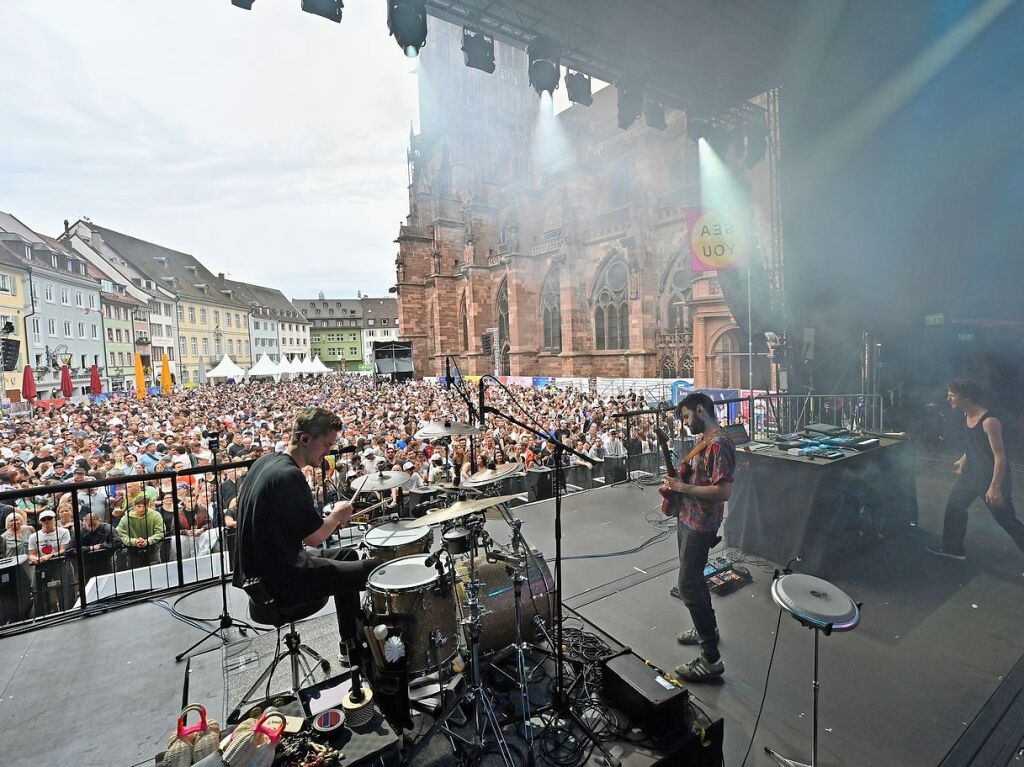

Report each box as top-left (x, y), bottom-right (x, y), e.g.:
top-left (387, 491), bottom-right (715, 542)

top-left (476, 377), bottom-right (621, 766)
top-left (403, 514), bottom-right (515, 767)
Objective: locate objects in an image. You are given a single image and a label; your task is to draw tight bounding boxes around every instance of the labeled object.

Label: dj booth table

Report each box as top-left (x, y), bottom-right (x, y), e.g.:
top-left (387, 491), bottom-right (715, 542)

top-left (723, 439), bottom-right (918, 575)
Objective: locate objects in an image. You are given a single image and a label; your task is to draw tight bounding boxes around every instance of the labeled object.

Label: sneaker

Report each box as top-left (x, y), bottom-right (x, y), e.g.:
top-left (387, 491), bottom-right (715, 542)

top-left (677, 627), bottom-right (720, 645)
top-left (926, 545), bottom-right (966, 561)
top-left (673, 655), bottom-right (725, 682)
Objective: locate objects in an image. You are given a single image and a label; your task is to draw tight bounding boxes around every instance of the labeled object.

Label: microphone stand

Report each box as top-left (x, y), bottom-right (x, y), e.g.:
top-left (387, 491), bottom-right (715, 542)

top-left (476, 376), bottom-right (621, 767)
top-left (175, 433), bottom-right (253, 661)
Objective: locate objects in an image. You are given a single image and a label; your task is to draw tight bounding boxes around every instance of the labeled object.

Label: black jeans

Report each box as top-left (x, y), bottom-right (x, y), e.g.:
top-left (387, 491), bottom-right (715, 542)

top-left (677, 523), bottom-right (720, 661)
top-left (942, 476), bottom-right (1024, 555)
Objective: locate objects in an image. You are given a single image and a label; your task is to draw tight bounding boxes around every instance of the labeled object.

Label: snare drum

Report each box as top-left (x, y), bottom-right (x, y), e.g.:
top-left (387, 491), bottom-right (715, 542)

top-left (454, 547), bottom-right (554, 655)
top-left (363, 520), bottom-right (433, 561)
top-left (364, 555), bottom-right (459, 676)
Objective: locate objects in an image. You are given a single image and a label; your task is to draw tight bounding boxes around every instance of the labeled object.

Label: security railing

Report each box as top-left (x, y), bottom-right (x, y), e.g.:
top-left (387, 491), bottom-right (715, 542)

top-left (747, 393), bottom-right (885, 441)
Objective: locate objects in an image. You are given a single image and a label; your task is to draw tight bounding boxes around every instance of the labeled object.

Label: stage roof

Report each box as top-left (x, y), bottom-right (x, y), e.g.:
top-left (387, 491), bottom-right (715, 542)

top-left (426, 0), bottom-right (813, 120)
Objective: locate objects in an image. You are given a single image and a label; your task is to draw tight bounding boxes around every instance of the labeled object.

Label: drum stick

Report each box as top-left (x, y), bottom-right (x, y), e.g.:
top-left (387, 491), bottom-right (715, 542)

top-left (364, 625), bottom-right (386, 668)
top-left (346, 499), bottom-right (387, 521)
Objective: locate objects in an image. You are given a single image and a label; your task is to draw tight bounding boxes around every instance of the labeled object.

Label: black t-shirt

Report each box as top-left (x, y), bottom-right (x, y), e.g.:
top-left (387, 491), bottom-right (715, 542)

top-left (232, 452), bottom-right (323, 596)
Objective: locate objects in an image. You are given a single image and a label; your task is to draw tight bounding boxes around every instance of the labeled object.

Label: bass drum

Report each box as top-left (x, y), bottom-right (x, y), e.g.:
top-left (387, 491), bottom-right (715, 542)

top-left (454, 548), bottom-right (554, 656)
top-left (364, 555), bottom-right (458, 677)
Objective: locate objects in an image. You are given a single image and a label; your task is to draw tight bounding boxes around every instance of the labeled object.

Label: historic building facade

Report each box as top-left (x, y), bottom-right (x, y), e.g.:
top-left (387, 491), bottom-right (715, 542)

top-left (394, 19), bottom-right (771, 386)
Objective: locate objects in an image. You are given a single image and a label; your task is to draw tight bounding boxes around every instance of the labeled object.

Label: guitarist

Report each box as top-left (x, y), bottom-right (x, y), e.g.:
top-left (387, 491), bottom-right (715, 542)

top-left (660, 392), bottom-right (736, 683)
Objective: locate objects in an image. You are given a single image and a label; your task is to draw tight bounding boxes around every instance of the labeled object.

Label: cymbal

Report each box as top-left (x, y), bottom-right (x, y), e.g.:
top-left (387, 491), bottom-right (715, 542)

top-left (351, 471), bottom-right (411, 494)
top-left (462, 462), bottom-right (523, 487)
top-left (414, 421), bottom-right (481, 439)
top-left (408, 493), bottom-right (525, 527)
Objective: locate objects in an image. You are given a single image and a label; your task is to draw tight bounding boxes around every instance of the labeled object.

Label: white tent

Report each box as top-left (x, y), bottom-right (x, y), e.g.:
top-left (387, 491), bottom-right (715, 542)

top-left (286, 356), bottom-right (303, 376)
top-left (312, 355), bottom-right (333, 374)
top-left (247, 354), bottom-right (280, 379)
top-left (274, 357), bottom-right (293, 378)
top-left (297, 355), bottom-right (318, 375)
top-left (206, 355), bottom-right (246, 380)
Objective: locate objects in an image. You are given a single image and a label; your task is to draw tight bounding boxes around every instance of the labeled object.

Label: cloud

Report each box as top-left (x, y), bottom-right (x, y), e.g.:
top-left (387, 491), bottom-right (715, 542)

top-left (0, 0), bottom-right (418, 297)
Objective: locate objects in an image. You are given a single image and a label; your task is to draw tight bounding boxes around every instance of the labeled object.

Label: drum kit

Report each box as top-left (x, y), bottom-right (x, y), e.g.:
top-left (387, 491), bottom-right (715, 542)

top-left (326, 422), bottom-right (555, 765)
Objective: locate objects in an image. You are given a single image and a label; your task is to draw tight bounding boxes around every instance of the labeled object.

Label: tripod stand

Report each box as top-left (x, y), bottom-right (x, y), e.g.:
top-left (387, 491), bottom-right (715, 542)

top-left (176, 433), bottom-right (254, 662)
top-left (402, 514), bottom-right (517, 766)
top-left (476, 377), bottom-right (622, 767)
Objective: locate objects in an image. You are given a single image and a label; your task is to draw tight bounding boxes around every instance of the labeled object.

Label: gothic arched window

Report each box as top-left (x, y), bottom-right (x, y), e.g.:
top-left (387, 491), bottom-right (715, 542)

top-left (460, 299), bottom-right (469, 351)
top-left (593, 259), bottom-right (630, 350)
top-left (496, 278), bottom-right (510, 375)
top-left (711, 329), bottom-right (745, 388)
top-left (541, 270), bottom-right (562, 352)
top-left (666, 273), bottom-right (692, 334)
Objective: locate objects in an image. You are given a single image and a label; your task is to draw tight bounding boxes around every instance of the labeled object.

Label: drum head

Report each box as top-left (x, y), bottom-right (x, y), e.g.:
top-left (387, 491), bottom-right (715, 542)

top-left (365, 520), bottom-right (429, 548)
top-left (771, 574), bottom-right (859, 631)
top-left (368, 554), bottom-right (438, 591)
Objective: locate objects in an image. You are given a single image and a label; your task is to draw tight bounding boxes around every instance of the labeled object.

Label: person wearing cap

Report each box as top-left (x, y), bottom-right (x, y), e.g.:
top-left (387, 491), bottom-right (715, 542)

top-left (28, 510), bottom-right (70, 565)
top-left (391, 460), bottom-right (422, 507)
top-left (232, 407), bottom-right (381, 662)
top-left (427, 451), bottom-right (447, 484)
top-left (602, 428), bottom-right (626, 459)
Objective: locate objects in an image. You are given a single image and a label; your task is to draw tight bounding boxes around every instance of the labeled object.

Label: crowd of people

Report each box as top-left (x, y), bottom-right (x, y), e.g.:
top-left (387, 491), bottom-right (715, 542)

top-left (0, 376), bottom-right (673, 570)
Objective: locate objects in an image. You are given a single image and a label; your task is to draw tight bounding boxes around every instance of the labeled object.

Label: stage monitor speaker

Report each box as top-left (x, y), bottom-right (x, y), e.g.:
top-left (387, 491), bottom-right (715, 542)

top-left (1, 337), bottom-right (19, 372)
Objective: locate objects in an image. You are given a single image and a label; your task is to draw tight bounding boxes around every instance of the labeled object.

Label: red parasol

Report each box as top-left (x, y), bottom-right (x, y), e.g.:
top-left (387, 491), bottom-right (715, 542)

top-left (21, 365), bottom-right (37, 400)
top-left (60, 365), bottom-right (73, 398)
top-left (89, 364), bottom-right (102, 396)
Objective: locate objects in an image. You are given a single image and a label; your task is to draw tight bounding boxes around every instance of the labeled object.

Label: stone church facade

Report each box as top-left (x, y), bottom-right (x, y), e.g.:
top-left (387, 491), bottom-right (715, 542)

top-left (396, 20), bottom-right (771, 387)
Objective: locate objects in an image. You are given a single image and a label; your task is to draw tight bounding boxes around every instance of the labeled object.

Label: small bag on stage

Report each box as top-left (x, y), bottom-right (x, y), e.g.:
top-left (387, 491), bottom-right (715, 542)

top-left (164, 704), bottom-right (222, 767)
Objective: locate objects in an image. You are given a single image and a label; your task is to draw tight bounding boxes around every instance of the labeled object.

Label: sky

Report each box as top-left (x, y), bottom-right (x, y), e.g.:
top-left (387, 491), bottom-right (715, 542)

top-left (0, 0), bottom-right (420, 300)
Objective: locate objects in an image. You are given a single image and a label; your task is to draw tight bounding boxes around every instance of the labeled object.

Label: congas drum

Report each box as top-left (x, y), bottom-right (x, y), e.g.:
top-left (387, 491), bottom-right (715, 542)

top-left (454, 548), bottom-right (555, 655)
top-left (770, 573), bottom-right (860, 632)
top-left (364, 555), bottom-right (458, 677)
top-left (363, 520), bottom-right (433, 561)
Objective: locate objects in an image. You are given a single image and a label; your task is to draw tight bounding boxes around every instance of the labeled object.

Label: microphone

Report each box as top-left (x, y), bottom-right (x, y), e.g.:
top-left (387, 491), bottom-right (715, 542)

top-left (478, 379), bottom-right (486, 430)
top-left (424, 551), bottom-right (440, 567)
top-left (444, 358), bottom-right (453, 390)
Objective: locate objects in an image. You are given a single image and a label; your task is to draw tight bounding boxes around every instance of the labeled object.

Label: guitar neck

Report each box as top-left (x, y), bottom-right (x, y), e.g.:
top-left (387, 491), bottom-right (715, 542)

top-left (655, 429), bottom-right (676, 478)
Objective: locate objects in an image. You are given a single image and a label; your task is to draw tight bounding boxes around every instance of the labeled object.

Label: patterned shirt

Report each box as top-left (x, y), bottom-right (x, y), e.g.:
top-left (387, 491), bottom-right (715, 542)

top-left (677, 434), bottom-right (736, 533)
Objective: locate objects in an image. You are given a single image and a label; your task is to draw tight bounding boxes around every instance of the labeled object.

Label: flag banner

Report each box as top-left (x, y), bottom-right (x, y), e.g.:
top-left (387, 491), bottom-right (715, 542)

top-left (686, 208), bottom-right (749, 271)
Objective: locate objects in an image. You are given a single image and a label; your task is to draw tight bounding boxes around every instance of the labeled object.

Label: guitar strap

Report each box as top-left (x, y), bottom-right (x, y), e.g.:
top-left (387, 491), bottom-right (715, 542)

top-left (679, 429), bottom-right (726, 470)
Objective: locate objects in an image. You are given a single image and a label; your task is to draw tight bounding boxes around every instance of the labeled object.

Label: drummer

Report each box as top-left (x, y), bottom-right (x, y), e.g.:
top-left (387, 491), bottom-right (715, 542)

top-left (233, 407), bottom-right (381, 657)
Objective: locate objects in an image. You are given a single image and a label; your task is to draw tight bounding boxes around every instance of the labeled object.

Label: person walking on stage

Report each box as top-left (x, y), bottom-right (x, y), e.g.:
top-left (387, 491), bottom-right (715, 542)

top-left (928, 379), bottom-right (1024, 560)
top-left (661, 392), bottom-right (735, 682)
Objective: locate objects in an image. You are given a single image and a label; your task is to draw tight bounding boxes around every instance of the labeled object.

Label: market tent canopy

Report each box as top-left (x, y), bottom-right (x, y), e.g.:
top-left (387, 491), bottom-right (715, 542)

top-left (247, 354), bottom-right (280, 378)
top-left (205, 355), bottom-right (245, 380)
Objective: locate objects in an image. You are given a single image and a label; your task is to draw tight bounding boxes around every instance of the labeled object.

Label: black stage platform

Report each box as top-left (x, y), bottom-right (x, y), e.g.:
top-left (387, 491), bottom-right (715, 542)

top-left (1, 453), bottom-right (1022, 766)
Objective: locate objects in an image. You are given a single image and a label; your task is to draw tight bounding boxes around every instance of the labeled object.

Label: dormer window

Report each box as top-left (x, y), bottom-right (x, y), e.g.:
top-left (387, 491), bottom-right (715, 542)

top-left (51, 254), bottom-right (59, 268)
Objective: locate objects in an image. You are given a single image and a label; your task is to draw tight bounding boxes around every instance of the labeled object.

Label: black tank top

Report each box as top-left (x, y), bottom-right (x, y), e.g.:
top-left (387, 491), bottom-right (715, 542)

top-left (965, 413), bottom-right (1011, 491)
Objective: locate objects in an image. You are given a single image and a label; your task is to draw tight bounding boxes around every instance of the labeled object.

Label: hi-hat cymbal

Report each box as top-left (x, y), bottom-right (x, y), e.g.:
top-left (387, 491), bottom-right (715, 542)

top-left (462, 462), bottom-right (523, 487)
top-left (408, 493), bottom-right (525, 527)
top-left (351, 471), bottom-right (411, 494)
top-left (414, 421), bottom-right (481, 439)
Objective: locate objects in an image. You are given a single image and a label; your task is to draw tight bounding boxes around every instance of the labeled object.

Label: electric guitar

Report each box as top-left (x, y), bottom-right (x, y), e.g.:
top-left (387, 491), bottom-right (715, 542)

top-left (655, 427), bottom-right (686, 517)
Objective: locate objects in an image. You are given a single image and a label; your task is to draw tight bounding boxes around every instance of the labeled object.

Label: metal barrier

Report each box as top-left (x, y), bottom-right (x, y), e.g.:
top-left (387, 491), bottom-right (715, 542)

top-left (0, 446), bottom-right (676, 636)
top-left (0, 457), bottom-right (255, 635)
top-left (747, 393), bottom-right (885, 441)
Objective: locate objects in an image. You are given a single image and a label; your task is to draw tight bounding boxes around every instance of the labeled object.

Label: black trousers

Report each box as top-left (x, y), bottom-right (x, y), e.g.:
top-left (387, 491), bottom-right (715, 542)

top-left (677, 523), bottom-right (720, 661)
top-left (289, 548), bottom-right (381, 644)
top-left (942, 476), bottom-right (1024, 555)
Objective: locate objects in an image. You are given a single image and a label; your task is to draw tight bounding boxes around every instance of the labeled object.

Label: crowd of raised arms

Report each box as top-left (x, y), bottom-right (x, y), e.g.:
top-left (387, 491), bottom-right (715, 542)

top-left (0, 376), bottom-right (674, 560)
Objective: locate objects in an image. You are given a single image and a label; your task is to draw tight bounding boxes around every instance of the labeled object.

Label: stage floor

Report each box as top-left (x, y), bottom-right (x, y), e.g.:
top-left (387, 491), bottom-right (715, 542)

top-left (1, 454), bottom-right (1022, 766)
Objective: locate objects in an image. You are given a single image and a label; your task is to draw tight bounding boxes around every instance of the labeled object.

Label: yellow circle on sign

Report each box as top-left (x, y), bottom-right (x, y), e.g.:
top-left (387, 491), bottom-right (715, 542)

top-left (690, 211), bottom-right (746, 269)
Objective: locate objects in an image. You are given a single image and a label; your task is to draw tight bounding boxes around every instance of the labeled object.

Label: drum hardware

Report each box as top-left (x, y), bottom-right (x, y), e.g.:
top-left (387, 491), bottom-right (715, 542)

top-left (401, 514), bottom-right (517, 767)
top-left (472, 376), bottom-right (621, 767)
top-left (764, 572), bottom-right (861, 767)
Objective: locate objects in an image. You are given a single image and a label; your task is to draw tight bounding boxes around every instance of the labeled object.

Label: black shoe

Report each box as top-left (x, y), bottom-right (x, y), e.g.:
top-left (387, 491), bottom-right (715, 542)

top-left (926, 545), bottom-right (966, 561)
top-left (677, 627), bottom-right (720, 645)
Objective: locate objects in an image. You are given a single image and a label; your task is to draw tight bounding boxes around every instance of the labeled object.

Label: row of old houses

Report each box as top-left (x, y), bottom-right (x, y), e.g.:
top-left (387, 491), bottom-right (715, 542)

top-left (0, 212), bottom-right (396, 400)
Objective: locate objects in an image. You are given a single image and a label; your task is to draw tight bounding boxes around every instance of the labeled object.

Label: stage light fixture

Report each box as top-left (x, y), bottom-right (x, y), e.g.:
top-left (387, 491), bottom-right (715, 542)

top-left (738, 122), bottom-right (769, 168)
top-left (528, 36), bottom-right (561, 95)
top-left (301, 0), bottom-right (342, 23)
top-left (462, 28), bottom-right (495, 74)
top-left (617, 79), bottom-right (644, 129)
top-left (687, 117), bottom-right (709, 142)
top-left (565, 70), bottom-right (593, 106)
top-left (643, 99), bottom-right (666, 130)
top-left (388, 0), bottom-right (428, 57)
top-left (231, 0), bottom-right (255, 9)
